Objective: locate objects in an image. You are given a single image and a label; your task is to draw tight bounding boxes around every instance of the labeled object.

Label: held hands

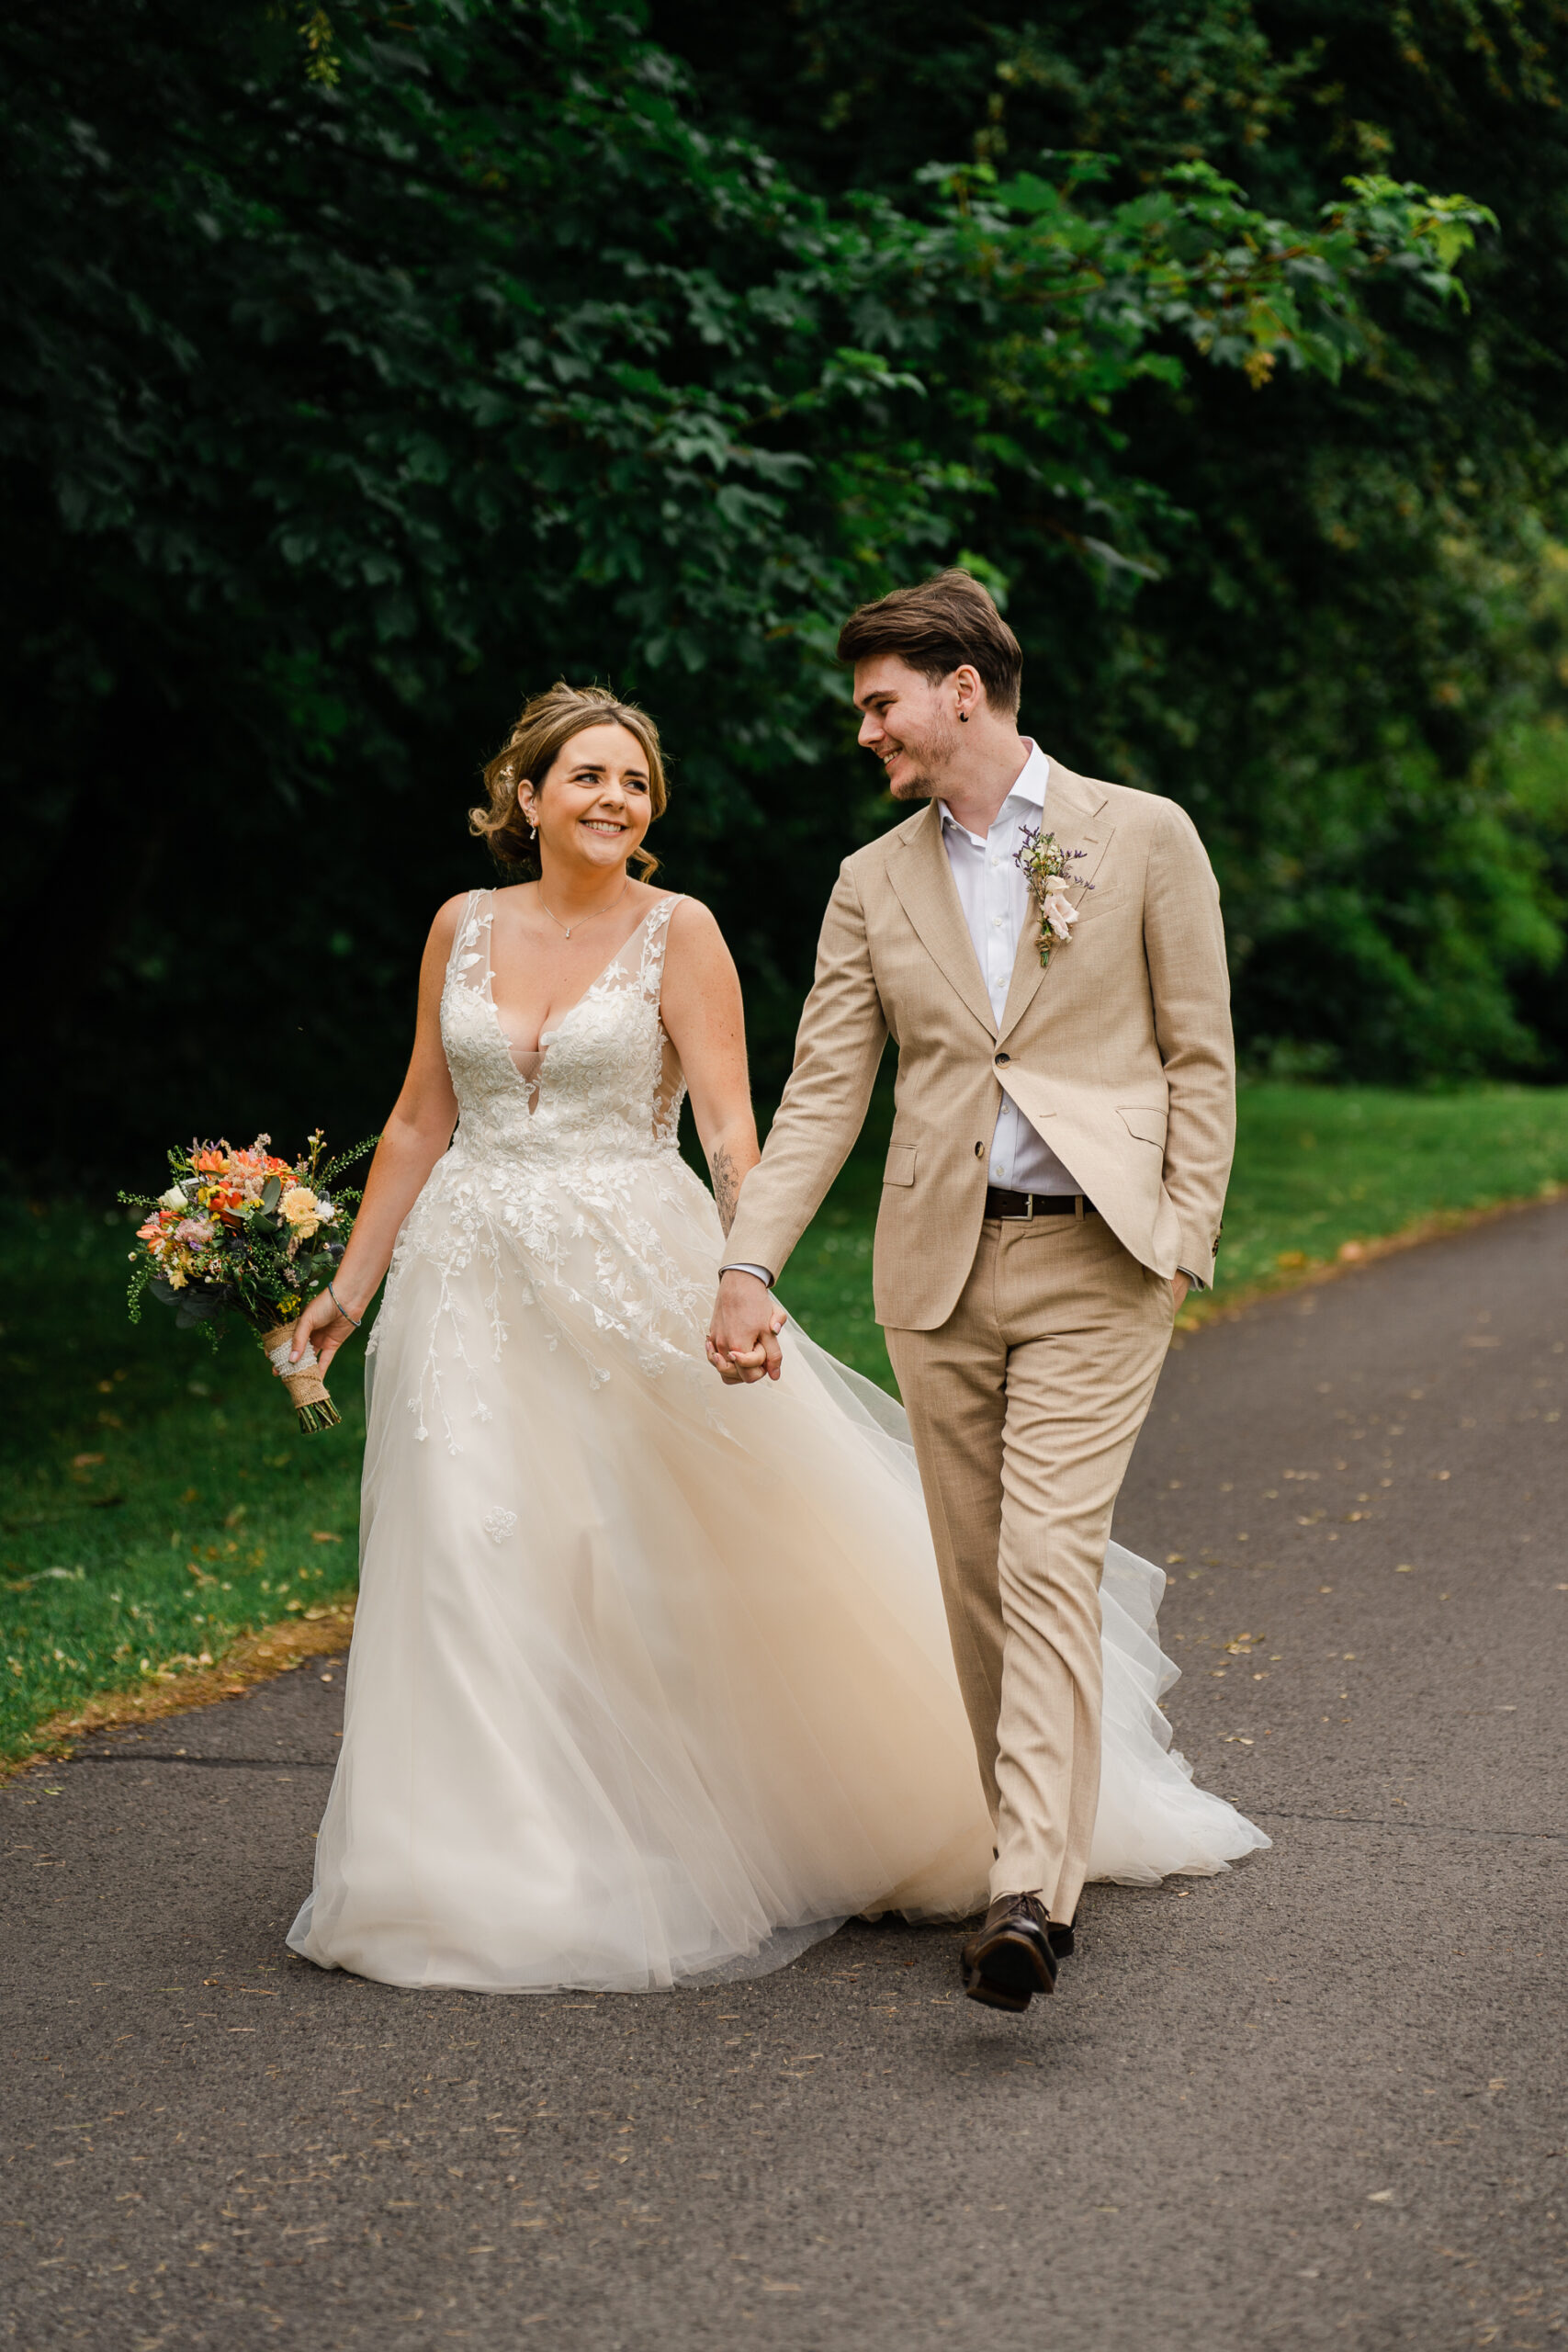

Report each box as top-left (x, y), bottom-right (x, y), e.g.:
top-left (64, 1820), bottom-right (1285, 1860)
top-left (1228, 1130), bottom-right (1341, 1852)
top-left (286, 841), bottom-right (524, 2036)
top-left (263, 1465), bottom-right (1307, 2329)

top-left (705, 1269), bottom-right (787, 1385)
top-left (289, 1283), bottom-right (367, 1377)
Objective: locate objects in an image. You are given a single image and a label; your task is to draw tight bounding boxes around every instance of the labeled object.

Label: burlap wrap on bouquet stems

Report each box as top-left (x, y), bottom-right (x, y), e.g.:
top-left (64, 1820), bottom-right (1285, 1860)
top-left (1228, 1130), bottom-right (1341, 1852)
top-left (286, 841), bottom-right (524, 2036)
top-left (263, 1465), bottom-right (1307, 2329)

top-left (259, 1317), bottom-right (342, 1434)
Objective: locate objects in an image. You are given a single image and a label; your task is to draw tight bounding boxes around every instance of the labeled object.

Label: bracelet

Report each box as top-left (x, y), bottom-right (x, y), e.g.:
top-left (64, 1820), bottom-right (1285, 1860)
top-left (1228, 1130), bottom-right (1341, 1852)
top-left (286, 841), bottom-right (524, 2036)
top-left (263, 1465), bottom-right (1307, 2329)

top-left (326, 1279), bottom-right (363, 1329)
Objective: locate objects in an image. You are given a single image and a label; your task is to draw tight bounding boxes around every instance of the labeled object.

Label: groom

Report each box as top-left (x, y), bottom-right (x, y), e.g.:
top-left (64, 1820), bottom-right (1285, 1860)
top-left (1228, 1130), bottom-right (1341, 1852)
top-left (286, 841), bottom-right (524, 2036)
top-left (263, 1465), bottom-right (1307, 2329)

top-left (707, 570), bottom-right (1235, 2013)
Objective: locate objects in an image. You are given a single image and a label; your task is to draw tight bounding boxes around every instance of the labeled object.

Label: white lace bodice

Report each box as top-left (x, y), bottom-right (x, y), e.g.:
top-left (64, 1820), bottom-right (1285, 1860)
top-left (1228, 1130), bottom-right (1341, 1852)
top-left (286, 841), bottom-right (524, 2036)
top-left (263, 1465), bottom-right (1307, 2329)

top-left (440, 888), bottom-right (686, 1169)
top-left (376, 888), bottom-right (714, 1446)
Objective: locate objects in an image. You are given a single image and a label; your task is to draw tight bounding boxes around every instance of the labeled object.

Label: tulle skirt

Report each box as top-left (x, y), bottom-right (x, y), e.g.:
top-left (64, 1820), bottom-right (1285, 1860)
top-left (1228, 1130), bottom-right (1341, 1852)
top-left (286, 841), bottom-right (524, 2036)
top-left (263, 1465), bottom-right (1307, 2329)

top-left (288, 1152), bottom-right (1266, 1992)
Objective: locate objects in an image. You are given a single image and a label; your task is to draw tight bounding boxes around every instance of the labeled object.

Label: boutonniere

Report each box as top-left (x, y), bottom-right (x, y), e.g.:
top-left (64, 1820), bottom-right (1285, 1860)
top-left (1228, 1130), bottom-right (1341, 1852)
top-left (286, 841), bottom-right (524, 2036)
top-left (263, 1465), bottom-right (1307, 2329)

top-left (1014, 826), bottom-right (1092, 967)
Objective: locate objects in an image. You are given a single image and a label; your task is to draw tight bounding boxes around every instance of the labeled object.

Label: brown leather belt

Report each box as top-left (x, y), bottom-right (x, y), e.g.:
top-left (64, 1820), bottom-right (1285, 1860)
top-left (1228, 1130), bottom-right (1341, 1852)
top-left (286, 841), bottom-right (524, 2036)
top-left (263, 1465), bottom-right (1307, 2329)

top-left (984, 1188), bottom-right (1097, 1220)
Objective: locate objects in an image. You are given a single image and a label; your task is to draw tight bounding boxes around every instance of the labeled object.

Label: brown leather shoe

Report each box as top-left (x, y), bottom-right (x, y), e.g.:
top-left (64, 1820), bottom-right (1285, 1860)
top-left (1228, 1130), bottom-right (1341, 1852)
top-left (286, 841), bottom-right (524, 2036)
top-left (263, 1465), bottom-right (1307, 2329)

top-left (960, 1893), bottom-right (1057, 2012)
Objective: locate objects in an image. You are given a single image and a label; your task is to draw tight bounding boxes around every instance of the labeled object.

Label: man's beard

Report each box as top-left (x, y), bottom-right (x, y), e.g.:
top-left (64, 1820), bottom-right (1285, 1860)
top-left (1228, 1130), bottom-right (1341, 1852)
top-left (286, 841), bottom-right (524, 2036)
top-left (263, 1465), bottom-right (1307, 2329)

top-left (886, 708), bottom-right (962, 801)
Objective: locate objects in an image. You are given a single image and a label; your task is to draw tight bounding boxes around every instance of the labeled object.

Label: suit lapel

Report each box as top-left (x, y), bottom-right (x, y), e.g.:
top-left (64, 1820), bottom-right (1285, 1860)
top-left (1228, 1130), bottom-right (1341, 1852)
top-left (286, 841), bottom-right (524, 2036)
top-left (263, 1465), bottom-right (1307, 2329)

top-left (886, 801), bottom-right (998, 1040)
top-left (997, 762), bottom-right (1113, 1044)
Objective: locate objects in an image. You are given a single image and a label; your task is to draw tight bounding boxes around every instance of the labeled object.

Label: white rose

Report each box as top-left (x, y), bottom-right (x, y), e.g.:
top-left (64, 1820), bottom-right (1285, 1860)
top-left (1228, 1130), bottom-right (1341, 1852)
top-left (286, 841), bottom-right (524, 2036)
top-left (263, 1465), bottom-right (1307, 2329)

top-left (160, 1184), bottom-right (188, 1210)
top-left (1041, 888), bottom-right (1079, 943)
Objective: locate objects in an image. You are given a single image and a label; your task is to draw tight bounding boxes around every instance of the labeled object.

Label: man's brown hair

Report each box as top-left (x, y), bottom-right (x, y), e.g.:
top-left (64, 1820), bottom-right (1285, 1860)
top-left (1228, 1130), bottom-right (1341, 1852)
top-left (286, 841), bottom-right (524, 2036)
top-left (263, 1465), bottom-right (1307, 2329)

top-left (836, 568), bottom-right (1022, 715)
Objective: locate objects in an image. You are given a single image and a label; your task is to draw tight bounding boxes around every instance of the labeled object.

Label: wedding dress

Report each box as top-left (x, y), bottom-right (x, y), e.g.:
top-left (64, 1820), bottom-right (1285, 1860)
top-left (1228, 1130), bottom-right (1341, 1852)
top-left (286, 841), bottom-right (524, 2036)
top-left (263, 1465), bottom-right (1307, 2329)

top-left (288, 890), bottom-right (1267, 1994)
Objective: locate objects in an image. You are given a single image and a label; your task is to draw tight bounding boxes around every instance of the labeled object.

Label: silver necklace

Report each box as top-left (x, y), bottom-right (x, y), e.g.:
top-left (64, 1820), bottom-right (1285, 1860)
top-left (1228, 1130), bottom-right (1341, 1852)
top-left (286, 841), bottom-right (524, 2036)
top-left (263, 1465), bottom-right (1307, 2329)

top-left (536, 878), bottom-right (630, 941)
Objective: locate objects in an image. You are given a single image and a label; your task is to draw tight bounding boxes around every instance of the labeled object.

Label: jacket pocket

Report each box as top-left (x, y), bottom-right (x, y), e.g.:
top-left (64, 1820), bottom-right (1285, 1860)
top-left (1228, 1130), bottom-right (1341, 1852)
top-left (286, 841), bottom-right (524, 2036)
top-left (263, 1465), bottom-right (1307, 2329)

top-left (1118, 1105), bottom-right (1168, 1148)
top-left (883, 1142), bottom-right (917, 1187)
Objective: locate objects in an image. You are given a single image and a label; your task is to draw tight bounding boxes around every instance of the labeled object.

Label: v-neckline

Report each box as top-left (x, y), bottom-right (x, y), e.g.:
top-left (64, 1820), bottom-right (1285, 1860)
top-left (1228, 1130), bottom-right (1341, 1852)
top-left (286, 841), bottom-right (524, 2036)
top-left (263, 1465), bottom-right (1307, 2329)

top-left (486, 896), bottom-right (661, 1069)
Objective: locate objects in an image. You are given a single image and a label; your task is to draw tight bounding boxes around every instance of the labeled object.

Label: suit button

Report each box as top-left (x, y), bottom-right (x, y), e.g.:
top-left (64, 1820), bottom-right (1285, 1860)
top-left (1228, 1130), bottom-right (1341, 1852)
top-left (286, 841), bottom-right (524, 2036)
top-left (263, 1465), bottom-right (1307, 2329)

top-left (974, 1141), bottom-right (984, 1158)
top-left (994, 1051), bottom-right (1010, 1066)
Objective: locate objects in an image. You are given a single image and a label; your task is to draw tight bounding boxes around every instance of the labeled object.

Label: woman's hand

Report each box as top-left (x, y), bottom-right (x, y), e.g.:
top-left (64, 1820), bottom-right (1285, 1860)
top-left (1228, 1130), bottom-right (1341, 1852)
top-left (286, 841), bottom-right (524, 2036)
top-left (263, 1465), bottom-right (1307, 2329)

top-left (290, 1284), bottom-right (363, 1376)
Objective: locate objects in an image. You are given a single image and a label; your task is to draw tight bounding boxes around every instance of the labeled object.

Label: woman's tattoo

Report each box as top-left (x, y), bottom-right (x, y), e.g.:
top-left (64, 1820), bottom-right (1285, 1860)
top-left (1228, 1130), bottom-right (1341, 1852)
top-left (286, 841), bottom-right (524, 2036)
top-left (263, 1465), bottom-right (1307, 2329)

top-left (709, 1145), bottom-right (740, 1237)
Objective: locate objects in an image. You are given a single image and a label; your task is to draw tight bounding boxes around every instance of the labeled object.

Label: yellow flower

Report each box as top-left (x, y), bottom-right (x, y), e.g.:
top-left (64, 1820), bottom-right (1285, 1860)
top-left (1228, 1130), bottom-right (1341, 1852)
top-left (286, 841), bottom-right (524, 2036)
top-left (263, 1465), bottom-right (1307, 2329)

top-left (280, 1185), bottom-right (321, 1238)
top-left (167, 1268), bottom-right (187, 1290)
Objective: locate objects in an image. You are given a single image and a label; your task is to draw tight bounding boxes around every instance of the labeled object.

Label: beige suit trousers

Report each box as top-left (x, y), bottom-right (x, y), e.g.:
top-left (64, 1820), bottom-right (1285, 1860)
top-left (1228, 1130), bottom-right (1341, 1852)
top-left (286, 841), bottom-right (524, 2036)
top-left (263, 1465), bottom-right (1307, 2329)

top-left (885, 1210), bottom-right (1174, 1926)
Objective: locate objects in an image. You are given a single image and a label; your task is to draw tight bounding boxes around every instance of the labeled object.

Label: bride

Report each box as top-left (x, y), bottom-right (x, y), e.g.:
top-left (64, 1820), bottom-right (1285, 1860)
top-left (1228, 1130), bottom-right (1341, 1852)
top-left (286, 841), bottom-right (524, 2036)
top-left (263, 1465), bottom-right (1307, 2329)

top-left (285, 682), bottom-right (1265, 1996)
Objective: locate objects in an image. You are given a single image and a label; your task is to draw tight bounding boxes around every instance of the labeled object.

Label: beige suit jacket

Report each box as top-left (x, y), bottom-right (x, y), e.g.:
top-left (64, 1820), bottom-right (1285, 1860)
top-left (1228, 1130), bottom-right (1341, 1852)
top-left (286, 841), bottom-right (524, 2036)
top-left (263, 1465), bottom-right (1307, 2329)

top-left (724, 761), bottom-right (1235, 1331)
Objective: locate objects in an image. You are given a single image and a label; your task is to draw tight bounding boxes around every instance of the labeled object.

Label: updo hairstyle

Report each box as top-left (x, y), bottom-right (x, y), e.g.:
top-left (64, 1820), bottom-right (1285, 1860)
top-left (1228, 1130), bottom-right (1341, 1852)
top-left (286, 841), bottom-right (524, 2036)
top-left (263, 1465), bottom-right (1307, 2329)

top-left (470, 682), bottom-right (668, 879)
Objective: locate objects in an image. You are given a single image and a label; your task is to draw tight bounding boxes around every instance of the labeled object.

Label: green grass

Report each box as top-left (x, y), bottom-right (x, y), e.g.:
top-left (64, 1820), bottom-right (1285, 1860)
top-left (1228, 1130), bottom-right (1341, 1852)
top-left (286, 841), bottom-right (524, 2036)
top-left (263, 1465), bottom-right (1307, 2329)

top-left (0, 1199), bottom-right (365, 1760)
top-left (6, 1080), bottom-right (1568, 1760)
top-left (1202, 1082), bottom-right (1568, 1294)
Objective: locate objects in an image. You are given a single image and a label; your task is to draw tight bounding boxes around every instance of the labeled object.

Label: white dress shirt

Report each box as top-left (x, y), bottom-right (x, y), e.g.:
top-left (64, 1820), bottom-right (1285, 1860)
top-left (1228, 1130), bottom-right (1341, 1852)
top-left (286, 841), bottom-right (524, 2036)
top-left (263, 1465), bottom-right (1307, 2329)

top-left (937, 740), bottom-right (1077, 1195)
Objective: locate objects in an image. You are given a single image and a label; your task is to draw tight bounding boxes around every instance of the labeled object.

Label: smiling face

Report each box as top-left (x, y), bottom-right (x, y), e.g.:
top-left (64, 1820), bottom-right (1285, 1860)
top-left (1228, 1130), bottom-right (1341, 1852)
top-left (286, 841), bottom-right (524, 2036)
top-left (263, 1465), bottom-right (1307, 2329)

top-left (520, 722), bottom-right (653, 876)
top-left (852, 653), bottom-right (969, 801)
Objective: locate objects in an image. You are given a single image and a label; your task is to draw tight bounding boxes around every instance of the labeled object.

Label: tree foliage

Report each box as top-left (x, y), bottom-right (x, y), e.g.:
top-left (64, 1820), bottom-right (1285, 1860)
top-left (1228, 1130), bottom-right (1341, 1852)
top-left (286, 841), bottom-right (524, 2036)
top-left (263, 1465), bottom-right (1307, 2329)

top-left (657, 0), bottom-right (1568, 1080)
top-left (2, 0), bottom-right (1563, 1174)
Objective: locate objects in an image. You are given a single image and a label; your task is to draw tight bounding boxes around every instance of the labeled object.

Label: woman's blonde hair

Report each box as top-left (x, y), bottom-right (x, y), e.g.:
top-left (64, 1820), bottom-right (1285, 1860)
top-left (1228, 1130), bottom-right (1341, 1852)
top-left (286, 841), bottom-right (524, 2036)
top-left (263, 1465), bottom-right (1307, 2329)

top-left (469, 683), bottom-right (669, 878)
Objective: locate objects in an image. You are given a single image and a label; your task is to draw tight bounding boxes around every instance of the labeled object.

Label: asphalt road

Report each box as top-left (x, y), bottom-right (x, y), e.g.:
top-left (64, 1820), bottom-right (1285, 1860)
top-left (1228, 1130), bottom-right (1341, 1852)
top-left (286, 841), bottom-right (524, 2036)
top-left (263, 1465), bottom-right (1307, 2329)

top-left (5, 1203), bottom-right (1565, 2352)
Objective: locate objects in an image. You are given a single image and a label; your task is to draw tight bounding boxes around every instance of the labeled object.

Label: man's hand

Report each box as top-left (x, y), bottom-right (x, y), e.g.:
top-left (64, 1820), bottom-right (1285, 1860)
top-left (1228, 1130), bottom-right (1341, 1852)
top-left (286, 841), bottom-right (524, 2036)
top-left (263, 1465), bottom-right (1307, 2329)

top-left (706, 1270), bottom-right (787, 1385)
top-left (1171, 1273), bottom-right (1190, 1317)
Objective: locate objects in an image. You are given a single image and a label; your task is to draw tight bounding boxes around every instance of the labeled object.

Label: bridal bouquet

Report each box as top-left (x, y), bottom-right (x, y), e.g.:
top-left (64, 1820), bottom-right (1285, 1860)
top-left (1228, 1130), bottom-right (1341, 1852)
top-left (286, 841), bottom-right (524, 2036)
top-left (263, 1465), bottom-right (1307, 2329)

top-left (122, 1131), bottom-right (374, 1433)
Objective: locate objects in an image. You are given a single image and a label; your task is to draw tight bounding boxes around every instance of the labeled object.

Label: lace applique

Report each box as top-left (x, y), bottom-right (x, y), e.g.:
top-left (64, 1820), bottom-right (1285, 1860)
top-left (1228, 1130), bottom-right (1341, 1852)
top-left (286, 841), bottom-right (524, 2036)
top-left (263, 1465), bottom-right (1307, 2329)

top-left (378, 888), bottom-right (713, 1449)
top-left (483, 1507), bottom-right (517, 1544)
